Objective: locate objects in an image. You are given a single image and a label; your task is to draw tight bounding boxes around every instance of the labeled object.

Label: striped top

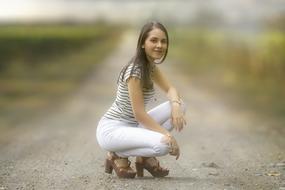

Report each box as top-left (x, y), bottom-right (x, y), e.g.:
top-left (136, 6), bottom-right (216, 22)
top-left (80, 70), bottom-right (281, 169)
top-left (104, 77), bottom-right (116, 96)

top-left (103, 62), bottom-right (155, 124)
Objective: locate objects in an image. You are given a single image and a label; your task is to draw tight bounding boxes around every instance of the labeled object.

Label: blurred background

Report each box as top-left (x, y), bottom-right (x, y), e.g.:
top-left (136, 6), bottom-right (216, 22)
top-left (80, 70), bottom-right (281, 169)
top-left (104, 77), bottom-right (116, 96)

top-left (0, 0), bottom-right (285, 128)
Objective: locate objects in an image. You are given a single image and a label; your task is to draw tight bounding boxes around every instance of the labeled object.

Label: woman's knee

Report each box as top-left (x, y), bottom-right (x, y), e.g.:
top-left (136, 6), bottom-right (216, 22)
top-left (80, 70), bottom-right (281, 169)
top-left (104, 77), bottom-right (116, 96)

top-left (153, 142), bottom-right (169, 156)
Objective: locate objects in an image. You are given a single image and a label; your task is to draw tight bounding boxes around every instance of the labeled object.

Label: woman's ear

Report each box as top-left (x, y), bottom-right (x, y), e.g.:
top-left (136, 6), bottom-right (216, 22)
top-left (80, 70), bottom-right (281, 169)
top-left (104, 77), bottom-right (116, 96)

top-left (142, 45), bottom-right (145, 48)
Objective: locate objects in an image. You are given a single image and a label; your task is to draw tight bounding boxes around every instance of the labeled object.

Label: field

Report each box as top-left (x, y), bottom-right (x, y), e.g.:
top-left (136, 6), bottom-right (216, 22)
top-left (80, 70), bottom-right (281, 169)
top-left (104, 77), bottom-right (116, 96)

top-left (1, 25), bottom-right (284, 127)
top-left (0, 24), bottom-right (124, 127)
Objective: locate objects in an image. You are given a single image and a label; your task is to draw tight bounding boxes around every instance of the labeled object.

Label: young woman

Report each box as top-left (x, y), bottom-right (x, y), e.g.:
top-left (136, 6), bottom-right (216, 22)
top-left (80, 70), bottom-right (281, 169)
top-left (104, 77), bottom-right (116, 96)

top-left (96, 21), bottom-right (187, 178)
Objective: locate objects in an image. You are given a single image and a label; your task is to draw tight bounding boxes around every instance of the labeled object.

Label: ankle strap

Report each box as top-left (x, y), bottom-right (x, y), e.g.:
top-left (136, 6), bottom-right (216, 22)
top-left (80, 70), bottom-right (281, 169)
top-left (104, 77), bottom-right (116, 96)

top-left (114, 158), bottom-right (131, 168)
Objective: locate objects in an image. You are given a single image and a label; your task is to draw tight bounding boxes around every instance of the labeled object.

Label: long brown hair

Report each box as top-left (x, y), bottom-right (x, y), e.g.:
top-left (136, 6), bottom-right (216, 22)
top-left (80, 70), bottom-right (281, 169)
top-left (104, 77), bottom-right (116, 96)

top-left (118, 21), bottom-right (169, 89)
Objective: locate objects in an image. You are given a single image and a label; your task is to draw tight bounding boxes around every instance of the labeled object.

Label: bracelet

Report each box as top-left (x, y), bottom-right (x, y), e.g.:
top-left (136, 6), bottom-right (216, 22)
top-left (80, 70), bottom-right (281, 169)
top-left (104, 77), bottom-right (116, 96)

top-left (171, 100), bottom-right (181, 105)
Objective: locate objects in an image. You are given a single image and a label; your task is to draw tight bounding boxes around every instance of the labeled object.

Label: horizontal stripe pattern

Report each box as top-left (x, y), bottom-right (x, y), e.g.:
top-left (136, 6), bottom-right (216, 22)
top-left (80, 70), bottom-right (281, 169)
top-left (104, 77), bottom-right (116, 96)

top-left (104, 63), bottom-right (155, 124)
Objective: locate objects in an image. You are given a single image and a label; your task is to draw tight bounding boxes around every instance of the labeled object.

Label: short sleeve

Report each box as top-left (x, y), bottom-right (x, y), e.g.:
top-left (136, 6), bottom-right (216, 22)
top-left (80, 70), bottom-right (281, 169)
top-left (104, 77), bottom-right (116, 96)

top-left (123, 63), bottom-right (142, 82)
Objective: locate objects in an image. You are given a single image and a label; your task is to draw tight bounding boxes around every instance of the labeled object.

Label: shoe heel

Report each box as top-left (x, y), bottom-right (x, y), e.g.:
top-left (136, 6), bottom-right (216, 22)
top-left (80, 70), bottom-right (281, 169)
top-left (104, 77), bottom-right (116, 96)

top-left (135, 162), bottom-right (144, 177)
top-left (105, 159), bottom-right (113, 174)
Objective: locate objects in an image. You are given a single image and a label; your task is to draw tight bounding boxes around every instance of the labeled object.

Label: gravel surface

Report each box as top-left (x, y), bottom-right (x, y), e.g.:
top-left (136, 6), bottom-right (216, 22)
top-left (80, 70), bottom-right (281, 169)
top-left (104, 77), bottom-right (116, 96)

top-left (0, 30), bottom-right (284, 190)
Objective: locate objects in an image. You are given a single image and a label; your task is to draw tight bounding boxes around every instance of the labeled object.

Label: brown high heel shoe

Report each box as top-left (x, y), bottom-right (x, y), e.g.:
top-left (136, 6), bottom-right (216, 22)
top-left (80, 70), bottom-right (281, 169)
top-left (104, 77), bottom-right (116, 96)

top-left (105, 152), bottom-right (136, 178)
top-left (135, 157), bottom-right (169, 177)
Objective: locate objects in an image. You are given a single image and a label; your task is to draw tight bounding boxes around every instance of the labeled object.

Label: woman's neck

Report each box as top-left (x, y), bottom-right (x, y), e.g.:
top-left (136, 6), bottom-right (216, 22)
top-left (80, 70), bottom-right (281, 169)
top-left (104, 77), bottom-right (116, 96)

top-left (146, 55), bottom-right (155, 64)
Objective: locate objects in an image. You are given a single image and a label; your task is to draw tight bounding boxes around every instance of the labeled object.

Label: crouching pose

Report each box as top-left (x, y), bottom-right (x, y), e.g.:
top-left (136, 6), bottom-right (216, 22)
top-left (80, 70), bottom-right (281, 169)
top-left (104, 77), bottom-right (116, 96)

top-left (96, 21), bottom-right (187, 178)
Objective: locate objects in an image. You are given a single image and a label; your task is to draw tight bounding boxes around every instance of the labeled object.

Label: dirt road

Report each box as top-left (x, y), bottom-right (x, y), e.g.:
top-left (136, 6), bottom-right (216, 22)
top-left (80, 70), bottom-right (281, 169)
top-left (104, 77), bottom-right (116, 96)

top-left (0, 31), bottom-right (284, 190)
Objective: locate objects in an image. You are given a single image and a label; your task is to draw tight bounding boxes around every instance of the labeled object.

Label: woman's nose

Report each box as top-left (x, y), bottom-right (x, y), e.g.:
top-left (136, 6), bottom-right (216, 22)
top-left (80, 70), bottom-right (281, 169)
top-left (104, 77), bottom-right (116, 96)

top-left (156, 42), bottom-right (162, 48)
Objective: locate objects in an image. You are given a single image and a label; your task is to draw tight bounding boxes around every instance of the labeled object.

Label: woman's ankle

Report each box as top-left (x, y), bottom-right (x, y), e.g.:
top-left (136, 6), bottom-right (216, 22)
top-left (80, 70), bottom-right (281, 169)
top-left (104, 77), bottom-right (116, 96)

top-left (136, 156), bottom-right (143, 163)
top-left (107, 151), bottom-right (118, 159)
top-left (108, 152), bottom-right (130, 160)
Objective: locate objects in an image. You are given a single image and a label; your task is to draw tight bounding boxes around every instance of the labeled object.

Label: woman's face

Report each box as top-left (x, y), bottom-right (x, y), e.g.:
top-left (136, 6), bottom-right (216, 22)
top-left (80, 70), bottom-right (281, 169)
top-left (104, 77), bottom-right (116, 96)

top-left (143, 28), bottom-right (167, 63)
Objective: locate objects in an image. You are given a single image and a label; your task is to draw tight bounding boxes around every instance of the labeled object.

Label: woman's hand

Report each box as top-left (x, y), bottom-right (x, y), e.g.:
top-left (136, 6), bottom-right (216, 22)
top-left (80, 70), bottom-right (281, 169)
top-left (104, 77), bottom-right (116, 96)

top-left (168, 136), bottom-right (180, 160)
top-left (161, 135), bottom-right (180, 160)
top-left (171, 102), bottom-right (186, 132)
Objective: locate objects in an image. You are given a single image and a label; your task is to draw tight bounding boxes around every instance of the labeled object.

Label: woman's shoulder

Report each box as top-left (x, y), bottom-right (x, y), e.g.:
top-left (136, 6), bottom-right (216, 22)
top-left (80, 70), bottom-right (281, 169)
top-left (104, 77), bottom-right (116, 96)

top-left (126, 62), bottom-right (141, 73)
top-left (119, 61), bottom-right (142, 82)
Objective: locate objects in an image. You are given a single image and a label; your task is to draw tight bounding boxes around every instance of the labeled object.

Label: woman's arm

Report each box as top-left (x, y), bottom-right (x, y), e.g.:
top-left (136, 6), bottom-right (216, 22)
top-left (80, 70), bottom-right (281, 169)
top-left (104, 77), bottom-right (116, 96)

top-left (152, 66), bottom-right (180, 102)
top-left (152, 66), bottom-right (186, 132)
top-left (127, 77), bottom-right (170, 136)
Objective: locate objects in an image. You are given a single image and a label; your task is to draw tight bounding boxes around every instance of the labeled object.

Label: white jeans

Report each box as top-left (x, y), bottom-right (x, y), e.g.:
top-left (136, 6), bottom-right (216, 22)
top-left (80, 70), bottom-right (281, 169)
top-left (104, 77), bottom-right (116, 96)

top-left (96, 101), bottom-right (186, 158)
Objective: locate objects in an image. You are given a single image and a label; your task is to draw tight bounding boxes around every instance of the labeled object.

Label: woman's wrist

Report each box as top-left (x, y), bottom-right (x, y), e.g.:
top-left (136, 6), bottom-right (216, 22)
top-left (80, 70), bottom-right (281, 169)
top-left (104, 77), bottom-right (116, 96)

top-left (165, 133), bottom-right (172, 139)
top-left (171, 99), bottom-right (181, 106)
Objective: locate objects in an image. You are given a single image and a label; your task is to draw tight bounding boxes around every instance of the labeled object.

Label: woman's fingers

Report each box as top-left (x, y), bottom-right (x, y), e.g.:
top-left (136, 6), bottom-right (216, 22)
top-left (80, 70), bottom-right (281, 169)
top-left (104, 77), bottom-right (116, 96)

top-left (171, 105), bottom-right (187, 132)
top-left (179, 116), bottom-right (187, 131)
top-left (171, 117), bottom-right (178, 131)
top-left (175, 148), bottom-right (180, 160)
top-left (173, 118), bottom-right (180, 131)
top-left (168, 138), bottom-right (180, 160)
top-left (183, 117), bottom-right (187, 126)
top-left (175, 118), bottom-right (183, 132)
top-left (169, 138), bottom-right (176, 154)
top-left (173, 115), bottom-right (187, 132)
top-left (169, 146), bottom-right (180, 159)
top-left (169, 146), bottom-right (176, 155)
top-left (179, 118), bottom-right (184, 131)
top-left (173, 140), bottom-right (180, 159)
top-left (168, 138), bottom-right (173, 148)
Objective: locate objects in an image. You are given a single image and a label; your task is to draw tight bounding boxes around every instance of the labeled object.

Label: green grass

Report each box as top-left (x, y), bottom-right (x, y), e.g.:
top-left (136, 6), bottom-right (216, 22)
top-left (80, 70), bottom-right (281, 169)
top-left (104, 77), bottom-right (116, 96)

top-left (0, 23), bottom-right (125, 127)
top-left (169, 27), bottom-right (285, 121)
